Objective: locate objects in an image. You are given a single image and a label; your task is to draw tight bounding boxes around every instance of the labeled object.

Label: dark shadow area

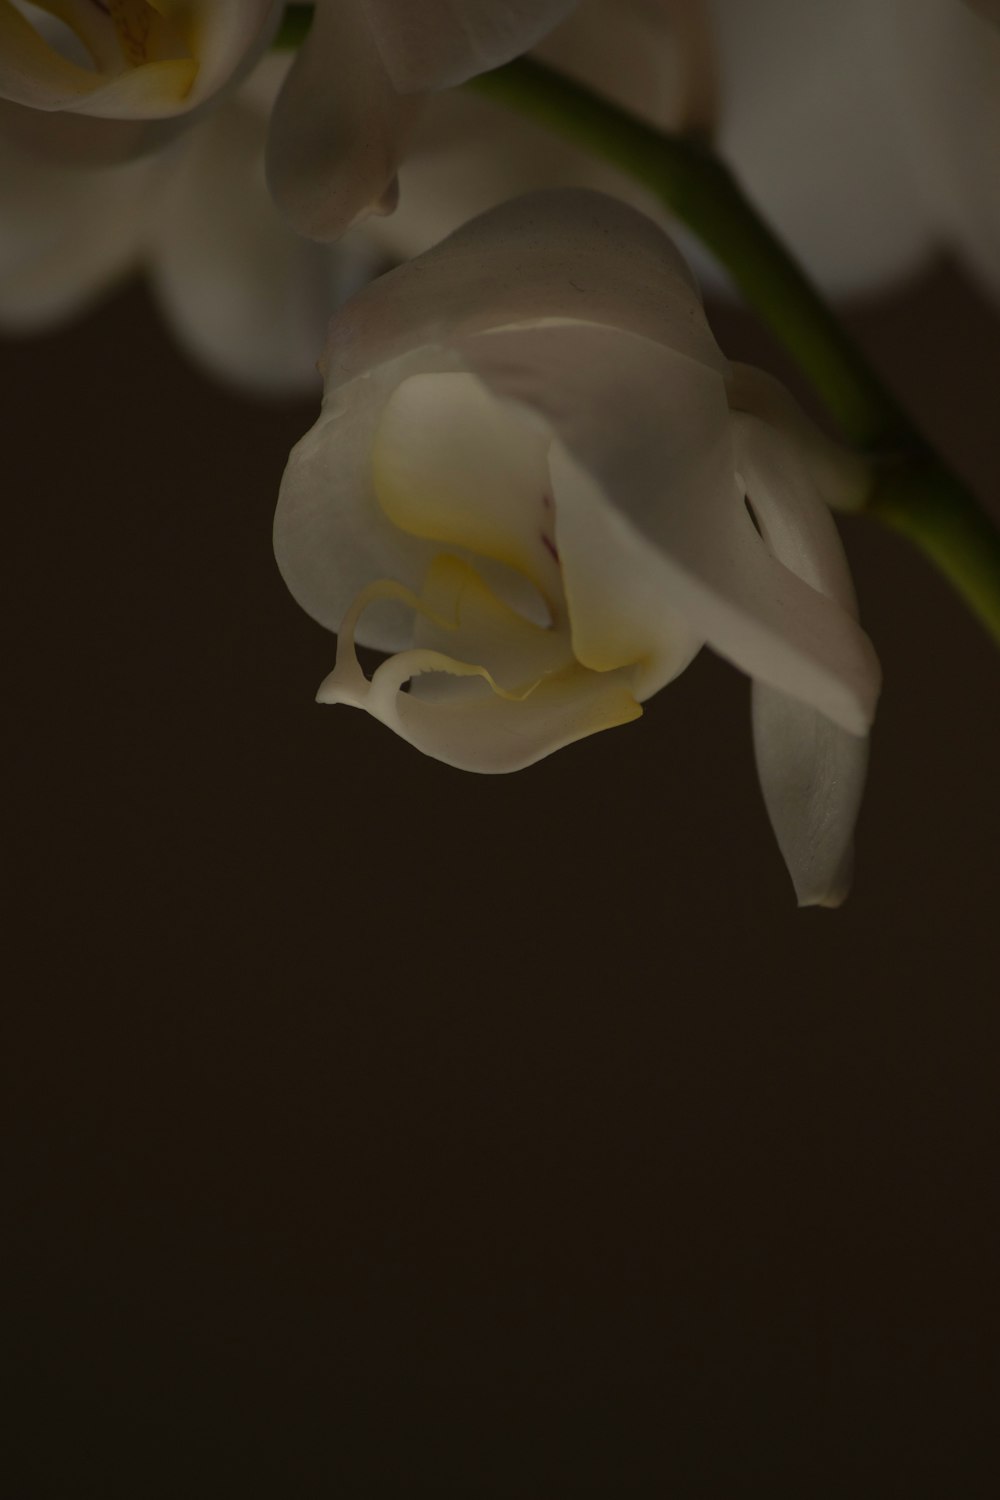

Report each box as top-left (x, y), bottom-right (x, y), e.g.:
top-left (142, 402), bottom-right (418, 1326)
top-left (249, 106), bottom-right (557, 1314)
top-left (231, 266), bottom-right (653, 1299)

top-left (2, 259), bottom-right (998, 1497)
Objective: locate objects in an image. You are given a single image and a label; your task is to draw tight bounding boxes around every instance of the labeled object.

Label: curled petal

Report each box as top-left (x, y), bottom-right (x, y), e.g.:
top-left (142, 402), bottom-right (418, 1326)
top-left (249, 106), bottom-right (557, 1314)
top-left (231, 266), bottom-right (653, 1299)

top-left (0, 123), bottom-right (157, 328)
top-left (726, 363), bottom-right (871, 513)
top-left (148, 76), bottom-right (382, 395)
top-left (318, 572), bottom-right (641, 773)
top-left (705, 0), bottom-right (937, 293)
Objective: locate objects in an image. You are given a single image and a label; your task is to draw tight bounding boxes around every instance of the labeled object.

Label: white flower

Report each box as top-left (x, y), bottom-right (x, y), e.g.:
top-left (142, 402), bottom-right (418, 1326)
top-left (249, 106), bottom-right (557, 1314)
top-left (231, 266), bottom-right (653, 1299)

top-left (705, 0), bottom-right (1000, 301)
top-left (274, 190), bottom-right (881, 906)
top-left (0, 52), bottom-right (381, 393)
top-left (0, 0), bottom-right (282, 197)
top-left (266, 0), bottom-right (579, 240)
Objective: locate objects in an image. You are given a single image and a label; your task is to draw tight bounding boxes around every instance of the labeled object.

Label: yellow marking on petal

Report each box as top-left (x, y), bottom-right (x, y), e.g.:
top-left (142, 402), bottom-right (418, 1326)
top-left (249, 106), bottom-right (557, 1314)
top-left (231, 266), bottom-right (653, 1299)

top-left (371, 373), bottom-right (560, 601)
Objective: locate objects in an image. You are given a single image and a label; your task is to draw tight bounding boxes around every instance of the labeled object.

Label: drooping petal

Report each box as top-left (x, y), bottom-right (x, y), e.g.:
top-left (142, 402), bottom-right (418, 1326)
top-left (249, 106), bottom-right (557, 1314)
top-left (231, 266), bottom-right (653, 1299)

top-left (461, 321), bottom-right (879, 735)
top-left (148, 62), bottom-right (383, 395)
top-left (266, 0), bottom-right (417, 241)
top-left (357, 0), bottom-right (578, 92)
top-left (275, 347), bottom-right (472, 649)
top-left (732, 409), bottom-right (876, 905)
top-left (752, 684), bottom-right (867, 908)
top-left (364, 0), bottom-right (714, 264)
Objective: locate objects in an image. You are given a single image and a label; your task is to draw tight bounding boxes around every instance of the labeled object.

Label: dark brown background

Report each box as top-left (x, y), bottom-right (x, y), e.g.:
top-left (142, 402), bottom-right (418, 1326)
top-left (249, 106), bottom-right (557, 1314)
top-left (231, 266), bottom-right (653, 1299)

top-left (3, 258), bottom-right (999, 1497)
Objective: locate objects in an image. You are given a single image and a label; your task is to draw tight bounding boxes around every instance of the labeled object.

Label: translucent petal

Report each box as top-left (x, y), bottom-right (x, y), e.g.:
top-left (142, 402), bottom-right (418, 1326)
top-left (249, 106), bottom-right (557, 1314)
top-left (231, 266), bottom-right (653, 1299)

top-left (733, 409), bottom-right (878, 906)
top-left (316, 188), bottom-right (726, 388)
top-left (705, 0), bottom-right (937, 295)
top-left (265, 0), bottom-right (417, 242)
top-left (357, 0), bottom-right (578, 91)
top-left (0, 0), bottom-right (278, 120)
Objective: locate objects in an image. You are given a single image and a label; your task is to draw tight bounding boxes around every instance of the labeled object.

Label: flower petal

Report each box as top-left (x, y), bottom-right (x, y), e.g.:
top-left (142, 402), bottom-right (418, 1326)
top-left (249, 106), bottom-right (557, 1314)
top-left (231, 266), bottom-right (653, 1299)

top-left (357, 0), bottom-right (578, 92)
top-left (705, 0), bottom-right (937, 294)
top-left (266, 0), bottom-right (418, 241)
top-left (732, 408), bottom-right (877, 906)
top-left (460, 321), bottom-right (879, 734)
top-left (752, 683), bottom-right (867, 908)
top-left (0, 0), bottom-right (279, 117)
top-left (318, 188), bottom-right (727, 388)
top-left (148, 66), bottom-right (382, 394)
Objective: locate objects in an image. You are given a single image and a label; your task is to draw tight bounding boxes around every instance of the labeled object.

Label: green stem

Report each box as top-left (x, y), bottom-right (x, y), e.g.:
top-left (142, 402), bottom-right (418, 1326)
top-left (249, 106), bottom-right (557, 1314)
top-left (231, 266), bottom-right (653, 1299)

top-left (867, 457), bottom-right (1000, 642)
top-left (467, 55), bottom-right (1000, 647)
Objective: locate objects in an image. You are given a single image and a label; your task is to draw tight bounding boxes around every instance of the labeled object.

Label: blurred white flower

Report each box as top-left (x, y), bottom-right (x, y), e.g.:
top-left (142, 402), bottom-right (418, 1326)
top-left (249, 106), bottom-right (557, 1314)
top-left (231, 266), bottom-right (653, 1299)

top-left (705, 0), bottom-right (1000, 300)
top-left (0, 1), bottom-right (280, 161)
top-left (275, 191), bottom-right (880, 906)
top-left (0, 52), bottom-right (382, 394)
top-left (266, 0), bottom-right (579, 239)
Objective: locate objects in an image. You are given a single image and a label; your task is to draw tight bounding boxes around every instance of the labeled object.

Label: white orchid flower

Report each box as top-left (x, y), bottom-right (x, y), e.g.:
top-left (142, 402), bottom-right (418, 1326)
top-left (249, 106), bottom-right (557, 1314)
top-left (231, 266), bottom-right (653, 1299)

top-left (275, 191), bottom-right (880, 906)
top-left (266, 0), bottom-right (578, 240)
top-left (0, 51), bottom-right (382, 394)
top-left (0, 0), bottom-right (280, 162)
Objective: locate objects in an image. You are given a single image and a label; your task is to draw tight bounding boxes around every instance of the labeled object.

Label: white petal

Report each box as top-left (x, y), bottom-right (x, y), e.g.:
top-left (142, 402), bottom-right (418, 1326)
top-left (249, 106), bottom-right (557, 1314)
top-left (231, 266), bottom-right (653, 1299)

top-left (704, 0), bottom-right (938, 295)
top-left (318, 188), bottom-right (727, 388)
top-left (0, 0), bottom-right (279, 119)
top-left (275, 346), bottom-right (472, 649)
top-left (0, 124), bottom-right (156, 328)
top-left (148, 86), bottom-right (381, 395)
top-left (357, 0), bottom-right (578, 91)
top-left (752, 684), bottom-right (868, 908)
top-left (266, 0), bottom-right (419, 241)
top-left (733, 408), bottom-right (878, 905)
top-left (460, 321), bottom-right (879, 734)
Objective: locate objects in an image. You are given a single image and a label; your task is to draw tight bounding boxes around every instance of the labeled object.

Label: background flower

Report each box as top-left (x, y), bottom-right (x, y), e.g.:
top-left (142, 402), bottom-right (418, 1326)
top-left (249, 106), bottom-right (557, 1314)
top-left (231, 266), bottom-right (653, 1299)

top-left (0, 51), bottom-right (384, 393)
top-left (266, 0), bottom-right (578, 239)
